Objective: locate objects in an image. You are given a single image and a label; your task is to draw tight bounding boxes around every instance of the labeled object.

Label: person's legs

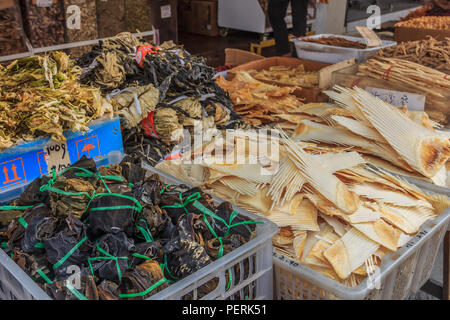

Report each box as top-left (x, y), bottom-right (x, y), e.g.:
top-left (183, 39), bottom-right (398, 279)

top-left (268, 0), bottom-right (291, 56)
top-left (291, 0), bottom-right (308, 37)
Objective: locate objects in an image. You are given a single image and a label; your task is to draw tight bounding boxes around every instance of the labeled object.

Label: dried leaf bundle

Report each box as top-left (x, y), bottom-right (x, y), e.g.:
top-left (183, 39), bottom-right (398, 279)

top-left (0, 51), bottom-right (113, 148)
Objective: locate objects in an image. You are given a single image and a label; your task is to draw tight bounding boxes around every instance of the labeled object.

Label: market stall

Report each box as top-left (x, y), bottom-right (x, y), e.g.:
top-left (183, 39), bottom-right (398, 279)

top-left (0, 0), bottom-right (448, 302)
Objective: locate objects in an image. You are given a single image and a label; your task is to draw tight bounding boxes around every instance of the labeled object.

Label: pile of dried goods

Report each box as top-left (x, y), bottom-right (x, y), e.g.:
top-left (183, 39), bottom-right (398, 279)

top-left (20, 0), bottom-right (65, 48)
top-left (156, 119), bottom-right (449, 287)
top-left (395, 16), bottom-right (450, 30)
top-left (301, 36), bottom-right (367, 49)
top-left (0, 51), bottom-right (113, 148)
top-left (358, 56), bottom-right (450, 125)
top-left (0, 156), bottom-right (258, 300)
top-left (377, 36), bottom-right (450, 73)
top-left (216, 71), bottom-right (304, 125)
top-left (248, 65), bottom-right (319, 88)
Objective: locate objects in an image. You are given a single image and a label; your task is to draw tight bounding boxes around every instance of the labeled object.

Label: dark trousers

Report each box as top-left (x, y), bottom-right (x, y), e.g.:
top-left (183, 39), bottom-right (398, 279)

top-left (268, 0), bottom-right (308, 56)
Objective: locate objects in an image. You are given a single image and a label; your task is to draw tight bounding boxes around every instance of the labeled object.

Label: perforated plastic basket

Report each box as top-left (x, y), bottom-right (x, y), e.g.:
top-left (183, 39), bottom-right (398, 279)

top-left (274, 185), bottom-right (450, 300)
top-left (0, 164), bottom-right (278, 300)
top-left (291, 34), bottom-right (396, 64)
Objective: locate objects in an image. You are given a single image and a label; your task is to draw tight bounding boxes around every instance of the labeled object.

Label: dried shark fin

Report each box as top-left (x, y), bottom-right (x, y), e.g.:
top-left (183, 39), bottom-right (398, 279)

top-left (219, 176), bottom-right (259, 196)
top-left (292, 119), bottom-right (411, 170)
top-left (279, 127), bottom-right (360, 214)
top-left (324, 228), bottom-right (380, 280)
top-left (313, 151), bottom-right (366, 173)
top-left (350, 182), bottom-right (433, 208)
top-left (379, 204), bottom-right (436, 234)
top-left (331, 115), bottom-right (385, 143)
top-left (352, 220), bottom-right (402, 251)
top-left (348, 87), bottom-right (450, 178)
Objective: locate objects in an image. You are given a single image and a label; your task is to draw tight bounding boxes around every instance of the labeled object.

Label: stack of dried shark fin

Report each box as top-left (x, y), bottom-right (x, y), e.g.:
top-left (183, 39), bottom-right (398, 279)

top-left (155, 129), bottom-right (450, 287)
top-left (0, 156), bottom-right (257, 300)
top-left (273, 86), bottom-right (450, 187)
top-left (216, 71), bottom-right (305, 126)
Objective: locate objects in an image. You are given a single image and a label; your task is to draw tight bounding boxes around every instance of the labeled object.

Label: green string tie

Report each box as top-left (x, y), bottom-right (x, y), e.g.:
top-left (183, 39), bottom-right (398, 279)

top-left (88, 241), bottom-right (128, 282)
top-left (160, 192), bottom-right (201, 215)
top-left (66, 283), bottom-right (90, 300)
top-left (53, 236), bottom-right (88, 270)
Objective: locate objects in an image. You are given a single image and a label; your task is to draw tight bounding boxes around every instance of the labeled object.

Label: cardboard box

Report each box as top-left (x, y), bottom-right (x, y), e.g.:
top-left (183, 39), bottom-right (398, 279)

top-left (394, 26), bottom-right (450, 42)
top-left (180, 0), bottom-right (219, 37)
top-left (227, 57), bottom-right (332, 103)
top-left (224, 48), bottom-right (264, 67)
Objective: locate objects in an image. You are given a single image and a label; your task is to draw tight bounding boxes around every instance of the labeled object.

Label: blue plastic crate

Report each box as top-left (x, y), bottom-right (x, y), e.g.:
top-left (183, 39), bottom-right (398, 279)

top-left (0, 117), bottom-right (124, 203)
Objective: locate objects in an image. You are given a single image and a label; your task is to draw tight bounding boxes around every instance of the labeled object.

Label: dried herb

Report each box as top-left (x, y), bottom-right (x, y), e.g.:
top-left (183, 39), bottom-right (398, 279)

top-left (20, 0), bottom-right (65, 48)
top-left (0, 51), bottom-right (113, 148)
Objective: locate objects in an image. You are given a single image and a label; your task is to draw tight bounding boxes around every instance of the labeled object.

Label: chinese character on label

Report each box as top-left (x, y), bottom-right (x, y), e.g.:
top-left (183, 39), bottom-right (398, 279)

top-left (44, 141), bottom-right (71, 174)
top-left (161, 4), bottom-right (171, 19)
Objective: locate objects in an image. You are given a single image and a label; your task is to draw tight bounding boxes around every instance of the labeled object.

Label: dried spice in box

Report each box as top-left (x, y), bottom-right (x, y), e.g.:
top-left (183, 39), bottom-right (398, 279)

top-left (0, 156), bottom-right (259, 300)
top-left (125, 0), bottom-right (152, 34)
top-left (63, 0), bottom-right (98, 58)
top-left (95, 0), bottom-right (126, 38)
top-left (20, 0), bottom-right (65, 48)
top-left (0, 0), bottom-right (27, 56)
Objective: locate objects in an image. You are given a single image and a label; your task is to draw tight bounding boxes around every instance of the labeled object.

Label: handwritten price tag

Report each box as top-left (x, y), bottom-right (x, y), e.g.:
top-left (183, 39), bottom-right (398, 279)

top-left (366, 87), bottom-right (426, 111)
top-left (44, 141), bottom-right (71, 174)
top-left (355, 26), bottom-right (382, 47)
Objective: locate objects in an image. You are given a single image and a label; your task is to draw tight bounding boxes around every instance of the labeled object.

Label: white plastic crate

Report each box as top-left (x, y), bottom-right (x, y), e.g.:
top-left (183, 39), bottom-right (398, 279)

top-left (291, 34), bottom-right (396, 64)
top-left (0, 163), bottom-right (279, 300)
top-left (274, 187), bottom-right (450, 300)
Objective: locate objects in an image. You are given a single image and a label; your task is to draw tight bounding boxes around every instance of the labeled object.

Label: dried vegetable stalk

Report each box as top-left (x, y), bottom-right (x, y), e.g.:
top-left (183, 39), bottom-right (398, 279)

top-left (0, 51), bottom-right (113, 148)
top-left (0, 156), bottom-right (257, 300)
top-left (0, 1), bottom-right (27, 56)
top-left (377, 36), bottom-right (450, 73)
top-left (248, 65), bottom-right (319, 88)
top-left (63, 0), bottom-right (98, 58)
top-left (20, 0), bottom-right (65, 48)
top-left (156, 127), bottom-right (449, 287)
top-left (301, 36), bottom-right (367, 49)
top-left (216, 71), bottom-right (304, 126)
top-left (95, 0), bottom-right (126, 38)
top-left (395, 16), bottom-right (450, 30)
top-left (358, 56), bottom-right (450, 125)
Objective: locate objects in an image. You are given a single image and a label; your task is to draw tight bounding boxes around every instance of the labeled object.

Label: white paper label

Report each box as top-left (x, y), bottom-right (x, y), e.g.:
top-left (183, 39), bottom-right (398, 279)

top-left (365, 87), bottom-right (426, 112)
top-left (161, 4), bottom-right (171, 19)
top-left (44, 141), bottom-right (71, 174)
top-left (36, 0), bottom-right (54, 7)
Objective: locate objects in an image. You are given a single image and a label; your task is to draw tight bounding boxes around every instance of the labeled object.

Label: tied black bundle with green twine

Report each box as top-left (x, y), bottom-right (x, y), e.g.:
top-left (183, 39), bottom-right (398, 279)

top-left (0, 155), bottom-right (263, 300)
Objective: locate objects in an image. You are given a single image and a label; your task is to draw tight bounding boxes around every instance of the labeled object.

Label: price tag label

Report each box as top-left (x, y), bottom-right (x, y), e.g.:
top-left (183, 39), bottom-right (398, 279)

top-left (44, 140), bottom-right (71, 174)
top-left (161, 4), bottom-right (171, 19)
top-left (366, 87), bottom-right (426, 112)
top-left (33, 0), bottom-right (55, 7)
top-left (355, 26), bottom-right (382, 47)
